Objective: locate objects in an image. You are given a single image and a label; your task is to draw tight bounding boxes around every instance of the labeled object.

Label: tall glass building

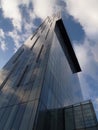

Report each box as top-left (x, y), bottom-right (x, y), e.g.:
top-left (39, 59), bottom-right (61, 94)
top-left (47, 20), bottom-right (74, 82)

top-left (0, 14), bottom-right (97, 130)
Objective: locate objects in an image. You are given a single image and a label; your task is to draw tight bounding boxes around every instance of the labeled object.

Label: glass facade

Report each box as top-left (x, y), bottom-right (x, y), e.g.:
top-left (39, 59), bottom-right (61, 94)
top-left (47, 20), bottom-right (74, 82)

top-left (41, 32), bottom-right (83, 109)
top-left (0, 14), bottom-right (97, 130)
top-left (34, 21), bottom-right (83, 129)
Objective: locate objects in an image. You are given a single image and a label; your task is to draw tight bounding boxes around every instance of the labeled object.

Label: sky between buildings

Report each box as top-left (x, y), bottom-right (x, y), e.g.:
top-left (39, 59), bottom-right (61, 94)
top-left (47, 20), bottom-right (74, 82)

top-left (0, 0), bottom-right (98, 117)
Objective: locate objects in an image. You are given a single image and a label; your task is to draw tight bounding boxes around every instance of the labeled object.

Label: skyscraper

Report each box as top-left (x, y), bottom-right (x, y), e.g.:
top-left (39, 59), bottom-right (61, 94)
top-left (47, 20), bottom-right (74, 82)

top-left (0, 13), bottom-right (97, 130)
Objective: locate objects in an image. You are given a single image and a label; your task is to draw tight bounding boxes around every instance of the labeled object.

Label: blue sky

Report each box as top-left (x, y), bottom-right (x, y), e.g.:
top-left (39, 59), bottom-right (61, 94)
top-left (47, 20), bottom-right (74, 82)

top-left (0, 0), bottom-right (98, 117)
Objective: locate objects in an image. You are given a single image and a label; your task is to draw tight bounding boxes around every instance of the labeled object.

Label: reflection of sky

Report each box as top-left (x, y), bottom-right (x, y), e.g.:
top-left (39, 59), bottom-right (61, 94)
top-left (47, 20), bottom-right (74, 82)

top-left (0, 0), bottom-right (98, 119)
top-left (45, 32), bottom-right (83, 108)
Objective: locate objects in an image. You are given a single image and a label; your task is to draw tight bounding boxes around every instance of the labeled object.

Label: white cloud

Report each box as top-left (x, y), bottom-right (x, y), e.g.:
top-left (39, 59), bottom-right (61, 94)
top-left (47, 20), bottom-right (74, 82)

top-left (1, 0), bottom-right (22, 30)
top-left (65, 0), bottom-right (98, 103)
top-left (1, 0), bottom-right (60, 30)
top-left (0, 29), bottom-right (7, 51)
top-left (65, 0), bottom-right (98, 40)
top-left (73, 39), bottom-right (98, 101)
top-left (65, 0), bottom-right (98, 74)
top-left (32, 0), bottom-right (54, 18)
top-left (0, 42), bottom-right (8, 51)
top-left (95, 98), bottom-right (98, 104)
top-left (1, 0), bottom-right (37, 52)
top-left (91, 43), bottom-right (98, 62)
top-left (8, 30), bottom-right (22, 52)
top-left (8, 17), bottom-right (36, 52)
top-left (0, 29), bottom-right (5, 38)
top-left (1, 0), bottom-right (31, 30)
top-left (32, 0), bottom-right (61, 19)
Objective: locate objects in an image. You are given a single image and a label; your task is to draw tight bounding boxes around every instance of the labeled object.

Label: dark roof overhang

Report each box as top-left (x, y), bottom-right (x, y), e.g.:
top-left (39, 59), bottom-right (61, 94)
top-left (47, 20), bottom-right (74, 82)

top-left (55, 19), bottom-right (81, 73)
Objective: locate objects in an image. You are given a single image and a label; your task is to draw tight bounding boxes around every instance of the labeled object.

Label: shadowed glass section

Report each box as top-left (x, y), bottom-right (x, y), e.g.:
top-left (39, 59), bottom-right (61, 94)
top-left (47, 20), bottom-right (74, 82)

top-left (36, 101), bottom-right (98, 130)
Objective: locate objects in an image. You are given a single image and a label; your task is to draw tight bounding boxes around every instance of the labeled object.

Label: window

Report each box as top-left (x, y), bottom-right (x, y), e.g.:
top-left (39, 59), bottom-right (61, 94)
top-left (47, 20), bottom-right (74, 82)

top-left (0, 62), bottom-right (19, 90)
top-left (50, 22), bottom-right (52, 27)
top-left (48, 18), bottom-right (51, 23)
top-left (31, 32), bottom-right (37, 40)
top-left (31, 36), bottom-right (40, 50)
top-left (16, 65), bottom-right (29, 87)
top-left (45, 29), bottom-right (50, 40)
top-left (36, 45), bottom-right (44, 62)
top-left (41, 25), bottom-right (46, 33)
top-left (13, 49), bottom-right (24, 63)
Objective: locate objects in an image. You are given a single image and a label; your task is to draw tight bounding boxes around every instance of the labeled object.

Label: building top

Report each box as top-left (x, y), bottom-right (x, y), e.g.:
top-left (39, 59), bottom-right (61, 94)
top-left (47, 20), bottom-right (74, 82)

top-left (25, 14), bottom-right (82, 73)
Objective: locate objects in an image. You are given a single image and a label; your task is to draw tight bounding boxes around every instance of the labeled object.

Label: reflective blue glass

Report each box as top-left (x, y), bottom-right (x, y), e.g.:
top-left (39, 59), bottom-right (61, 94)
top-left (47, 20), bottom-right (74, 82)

top-left (41, 32), bottom-right (83, 109)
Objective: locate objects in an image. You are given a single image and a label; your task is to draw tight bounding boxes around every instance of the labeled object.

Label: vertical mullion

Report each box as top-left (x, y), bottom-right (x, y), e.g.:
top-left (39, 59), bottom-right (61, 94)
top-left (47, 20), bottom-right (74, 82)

top-left (36, 45), bottom-right (44, 63)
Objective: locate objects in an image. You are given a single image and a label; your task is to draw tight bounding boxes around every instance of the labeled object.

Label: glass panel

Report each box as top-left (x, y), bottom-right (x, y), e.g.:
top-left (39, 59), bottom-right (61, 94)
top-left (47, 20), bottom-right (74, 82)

top-left (65, 107), bottom-right (75, 130)
top-left (82, 104), bottom-right (97, 127)
top-left (74, 106), bottom-right (85, 129)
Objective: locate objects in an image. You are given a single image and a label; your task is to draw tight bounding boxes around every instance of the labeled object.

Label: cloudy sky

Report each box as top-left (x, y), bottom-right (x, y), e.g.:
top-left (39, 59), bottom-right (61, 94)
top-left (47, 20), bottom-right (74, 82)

top-left (0, 0), bottom-right (98, 117)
